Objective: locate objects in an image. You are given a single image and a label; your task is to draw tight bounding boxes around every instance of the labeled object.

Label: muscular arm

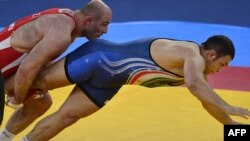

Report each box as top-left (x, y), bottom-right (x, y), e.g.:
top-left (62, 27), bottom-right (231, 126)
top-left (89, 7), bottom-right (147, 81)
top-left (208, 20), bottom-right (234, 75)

top-left (13, 15), bottom-right (74, 103)
top-left (183, 49), bottom-right (249, 124)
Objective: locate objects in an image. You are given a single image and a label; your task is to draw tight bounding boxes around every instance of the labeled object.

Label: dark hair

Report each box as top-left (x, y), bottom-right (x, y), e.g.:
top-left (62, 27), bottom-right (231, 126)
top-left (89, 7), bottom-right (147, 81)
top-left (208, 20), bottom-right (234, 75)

top-left (201, 35), bottom-right (235, 60)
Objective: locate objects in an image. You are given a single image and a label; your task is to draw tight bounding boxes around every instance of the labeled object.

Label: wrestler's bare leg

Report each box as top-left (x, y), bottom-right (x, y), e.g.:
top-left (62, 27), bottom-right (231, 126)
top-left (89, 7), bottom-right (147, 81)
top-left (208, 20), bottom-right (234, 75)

top-left (26, 86), bottom-right (99, 141)
top-left (5, 93), bottom-right (52, 134)
top-left (32, 58), bottom-right (72, 90)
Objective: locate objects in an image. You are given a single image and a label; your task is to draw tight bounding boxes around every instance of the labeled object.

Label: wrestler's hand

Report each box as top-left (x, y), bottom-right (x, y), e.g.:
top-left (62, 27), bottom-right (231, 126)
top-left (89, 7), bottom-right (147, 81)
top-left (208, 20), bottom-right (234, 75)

top-left (225, 105), bottom-right (250, 119)
top-left (6, 89), bottom-right (47, 109)
top-left (231, 121), bottom-right (246, 125)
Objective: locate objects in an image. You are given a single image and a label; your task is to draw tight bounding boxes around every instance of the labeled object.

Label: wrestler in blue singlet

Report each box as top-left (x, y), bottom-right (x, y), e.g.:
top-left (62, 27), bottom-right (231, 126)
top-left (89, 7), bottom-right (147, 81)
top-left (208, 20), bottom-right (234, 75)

top-left (65, 38), bottom-right (185, 107)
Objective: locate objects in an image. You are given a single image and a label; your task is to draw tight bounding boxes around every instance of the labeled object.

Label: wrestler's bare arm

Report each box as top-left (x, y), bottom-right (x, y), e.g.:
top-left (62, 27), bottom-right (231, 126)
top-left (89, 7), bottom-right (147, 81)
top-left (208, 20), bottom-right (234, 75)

top-left (199, 75), bottom-right (234, 123)
top-left (13, 14), bottom-right (75, 103)
top-left (183, 47), bottom-right (250, 124)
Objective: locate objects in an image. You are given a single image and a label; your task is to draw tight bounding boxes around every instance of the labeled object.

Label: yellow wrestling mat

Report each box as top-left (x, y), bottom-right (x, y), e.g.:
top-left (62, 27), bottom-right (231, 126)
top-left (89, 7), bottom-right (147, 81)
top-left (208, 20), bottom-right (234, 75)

top-left (1, 86), bottom-right (250, 141)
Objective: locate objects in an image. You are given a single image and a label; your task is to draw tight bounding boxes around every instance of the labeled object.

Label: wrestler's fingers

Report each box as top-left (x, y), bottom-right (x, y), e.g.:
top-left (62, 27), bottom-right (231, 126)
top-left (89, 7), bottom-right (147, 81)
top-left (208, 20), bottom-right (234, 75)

top-left (32, 93), bottom-right (45, 99)
top-left (5, 96), bottom-right (23, 109)
top-left (32, 89), bottom-right (46, 99)
top-left (232, 107), bottom-right (250, 119)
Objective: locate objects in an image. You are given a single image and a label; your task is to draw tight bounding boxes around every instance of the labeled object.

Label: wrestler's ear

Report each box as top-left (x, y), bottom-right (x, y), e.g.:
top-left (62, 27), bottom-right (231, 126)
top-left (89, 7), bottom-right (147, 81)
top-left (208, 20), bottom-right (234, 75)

top-left (207, 50), bottom-right (217, 60)
top-left (85, 16), bottom-right (93, 25)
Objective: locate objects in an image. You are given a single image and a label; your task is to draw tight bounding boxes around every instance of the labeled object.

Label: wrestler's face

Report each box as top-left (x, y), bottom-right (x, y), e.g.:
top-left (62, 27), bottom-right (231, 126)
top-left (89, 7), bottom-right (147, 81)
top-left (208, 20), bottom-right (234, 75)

top-left (84, 12), bottom-right (112, 40)
top-left (204, 54), bottom-right (231, 74)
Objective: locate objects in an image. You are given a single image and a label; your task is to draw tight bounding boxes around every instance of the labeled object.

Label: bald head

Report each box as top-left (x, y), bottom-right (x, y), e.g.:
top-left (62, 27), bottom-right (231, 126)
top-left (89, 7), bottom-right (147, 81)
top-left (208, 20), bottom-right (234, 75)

top-left (80, 0), bottom-right (112, 19)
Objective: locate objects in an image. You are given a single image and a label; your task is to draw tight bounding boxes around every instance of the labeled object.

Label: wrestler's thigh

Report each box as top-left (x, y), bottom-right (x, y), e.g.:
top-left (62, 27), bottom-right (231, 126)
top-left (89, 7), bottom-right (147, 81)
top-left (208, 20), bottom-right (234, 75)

top-left (58, 86), bottom-right (99, 118)
top-left (33, 58), bottom-right (71, 90)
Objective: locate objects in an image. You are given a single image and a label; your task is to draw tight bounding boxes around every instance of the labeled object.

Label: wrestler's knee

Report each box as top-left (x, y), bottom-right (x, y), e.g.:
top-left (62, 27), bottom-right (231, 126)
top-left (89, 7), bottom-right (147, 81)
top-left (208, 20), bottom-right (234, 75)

top-left (56, 108), bottom-right (83, 126)
top-left (23, 93), bottom-right (52, 116)
top-left (58, 105), bottom-right (99, 129)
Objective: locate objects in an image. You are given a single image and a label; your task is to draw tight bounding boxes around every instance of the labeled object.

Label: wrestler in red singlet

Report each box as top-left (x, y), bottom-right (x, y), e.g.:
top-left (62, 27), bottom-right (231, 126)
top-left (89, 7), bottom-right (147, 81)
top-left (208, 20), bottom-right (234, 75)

top-left (0, 8), bottom-right (77, 103)
top-left (0, 8), bottom-right (76, 79)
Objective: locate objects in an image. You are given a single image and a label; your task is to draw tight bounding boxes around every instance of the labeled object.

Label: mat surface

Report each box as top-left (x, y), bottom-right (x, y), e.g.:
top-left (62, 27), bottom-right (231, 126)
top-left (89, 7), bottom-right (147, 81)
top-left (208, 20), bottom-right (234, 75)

top-left (2, 86), bottom-right (250, 141)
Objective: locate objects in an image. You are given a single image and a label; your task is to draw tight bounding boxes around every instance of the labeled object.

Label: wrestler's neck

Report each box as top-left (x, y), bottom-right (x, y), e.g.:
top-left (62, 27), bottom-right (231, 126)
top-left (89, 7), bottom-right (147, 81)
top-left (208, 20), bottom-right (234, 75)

top-left (60, 9), bottom-right (80, 39)
top-left (70, 10), bottom-right (82, 38)
top-left (71, 11), bottom-right (93, 38)
top-left (199, 47), bottom-right (210, 61)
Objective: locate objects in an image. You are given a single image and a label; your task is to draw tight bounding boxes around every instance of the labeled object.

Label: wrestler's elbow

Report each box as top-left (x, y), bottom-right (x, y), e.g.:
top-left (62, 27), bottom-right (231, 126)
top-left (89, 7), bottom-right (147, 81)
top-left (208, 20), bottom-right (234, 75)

top-left (185, 77), bottom-right (200, 93)
top-left (185, 78), bottom-right (207, 102)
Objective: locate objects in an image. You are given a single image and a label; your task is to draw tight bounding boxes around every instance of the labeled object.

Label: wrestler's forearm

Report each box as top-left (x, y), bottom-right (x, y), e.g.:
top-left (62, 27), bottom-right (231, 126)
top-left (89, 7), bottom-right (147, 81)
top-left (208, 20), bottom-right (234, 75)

top-left (202, 102), bottom-right (235, 124)
top-left (14, 66), bottom-right (39, 103)
top-left (186, 76), bottom-right (230, 113)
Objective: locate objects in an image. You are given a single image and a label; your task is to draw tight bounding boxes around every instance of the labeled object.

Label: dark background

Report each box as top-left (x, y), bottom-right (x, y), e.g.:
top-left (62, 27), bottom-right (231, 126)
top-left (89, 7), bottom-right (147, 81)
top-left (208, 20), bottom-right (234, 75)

top-left (0, 0), bottom-right (250, 27)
